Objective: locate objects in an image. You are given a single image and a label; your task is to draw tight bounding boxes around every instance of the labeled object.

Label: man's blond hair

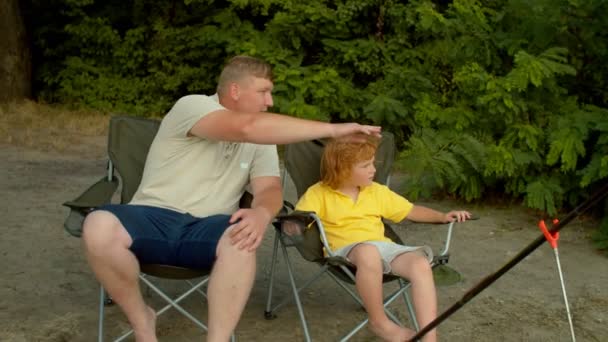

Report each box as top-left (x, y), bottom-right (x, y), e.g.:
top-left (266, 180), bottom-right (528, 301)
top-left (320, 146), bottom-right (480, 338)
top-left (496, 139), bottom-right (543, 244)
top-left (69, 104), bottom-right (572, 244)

top-left (217, 56), bottom-right (273, 96)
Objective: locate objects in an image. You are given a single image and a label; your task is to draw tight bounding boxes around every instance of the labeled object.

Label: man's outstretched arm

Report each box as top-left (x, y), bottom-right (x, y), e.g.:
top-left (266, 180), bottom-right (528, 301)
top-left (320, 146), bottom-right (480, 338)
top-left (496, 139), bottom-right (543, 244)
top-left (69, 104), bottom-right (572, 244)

top-left (189, 109), bottom-right (381, 144)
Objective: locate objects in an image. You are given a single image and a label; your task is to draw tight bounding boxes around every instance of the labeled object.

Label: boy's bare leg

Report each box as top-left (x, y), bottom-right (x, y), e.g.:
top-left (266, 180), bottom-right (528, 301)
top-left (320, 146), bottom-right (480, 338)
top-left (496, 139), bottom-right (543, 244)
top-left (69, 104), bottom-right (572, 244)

top-left (348, 244), bottom-right (414, 342)
top-left (391, 252), bottom-right (437, 342)
top-left (82, 211), bottom-right (157, 342)
top-left (206, 227), bottom-right (256, 342)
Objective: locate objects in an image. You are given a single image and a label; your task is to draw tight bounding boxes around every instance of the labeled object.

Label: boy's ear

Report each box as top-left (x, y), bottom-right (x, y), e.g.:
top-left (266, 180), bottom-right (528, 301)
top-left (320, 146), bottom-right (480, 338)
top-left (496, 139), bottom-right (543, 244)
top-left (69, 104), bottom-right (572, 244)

top-left (229, 83), bottom-right (240, 100)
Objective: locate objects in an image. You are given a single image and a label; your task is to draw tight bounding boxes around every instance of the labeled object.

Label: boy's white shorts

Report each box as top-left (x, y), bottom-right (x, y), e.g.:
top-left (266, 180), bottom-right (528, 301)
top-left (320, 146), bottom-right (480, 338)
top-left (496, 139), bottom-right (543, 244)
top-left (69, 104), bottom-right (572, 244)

top-left (333, 241), bottom-right (433, 274)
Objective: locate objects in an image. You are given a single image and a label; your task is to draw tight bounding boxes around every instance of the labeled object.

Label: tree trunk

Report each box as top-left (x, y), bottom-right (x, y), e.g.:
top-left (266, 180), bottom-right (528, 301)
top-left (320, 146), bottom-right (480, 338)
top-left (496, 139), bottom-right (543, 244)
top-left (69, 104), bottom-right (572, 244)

top-left (0, 0), bottom-right (32, 102)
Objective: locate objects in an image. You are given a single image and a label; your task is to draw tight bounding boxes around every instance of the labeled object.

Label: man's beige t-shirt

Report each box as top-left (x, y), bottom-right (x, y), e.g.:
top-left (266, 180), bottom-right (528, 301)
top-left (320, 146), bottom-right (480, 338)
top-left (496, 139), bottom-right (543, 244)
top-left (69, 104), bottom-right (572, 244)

top-left (130, 94), bottom-right (280, 217)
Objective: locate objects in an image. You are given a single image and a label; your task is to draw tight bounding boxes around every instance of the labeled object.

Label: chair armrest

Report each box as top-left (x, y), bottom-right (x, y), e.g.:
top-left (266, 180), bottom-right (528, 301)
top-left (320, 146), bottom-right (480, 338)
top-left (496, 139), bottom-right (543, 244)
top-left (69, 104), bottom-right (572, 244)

top-left (274, 210), bottom-right (333, 262)
top-left (63, 176), bottom-right (119, 210)
top-left (276, 210), bottom-right (316, 224)
top-left (274, 210), bottom-right (317, 243)
top-left (436, 215), bottom-right (480, 258)
top-left (62, 176), bottom-right (119, 237)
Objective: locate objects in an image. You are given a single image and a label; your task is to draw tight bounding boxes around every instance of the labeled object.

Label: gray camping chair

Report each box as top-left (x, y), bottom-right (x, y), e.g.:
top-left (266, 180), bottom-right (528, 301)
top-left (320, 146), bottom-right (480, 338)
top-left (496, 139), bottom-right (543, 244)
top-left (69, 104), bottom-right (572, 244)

top-left (63, 115), bottom-right (237, 342)
top-left (263, 133), bottom-right (458, 341)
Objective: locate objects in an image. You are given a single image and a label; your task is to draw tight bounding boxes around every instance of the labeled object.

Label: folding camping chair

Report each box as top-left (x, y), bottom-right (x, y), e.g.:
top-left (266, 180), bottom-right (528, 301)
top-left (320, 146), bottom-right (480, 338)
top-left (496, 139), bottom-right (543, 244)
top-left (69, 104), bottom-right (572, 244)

top-left (263, 133), bottom-right (458, 341)
top-left (63, 115), bottom-right (237, 341)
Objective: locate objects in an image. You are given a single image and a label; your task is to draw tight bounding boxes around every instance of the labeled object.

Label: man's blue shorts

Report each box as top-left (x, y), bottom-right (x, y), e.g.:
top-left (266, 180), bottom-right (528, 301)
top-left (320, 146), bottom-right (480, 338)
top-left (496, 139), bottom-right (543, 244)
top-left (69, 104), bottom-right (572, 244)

top-left (94, 204), bottom-right (233, 270)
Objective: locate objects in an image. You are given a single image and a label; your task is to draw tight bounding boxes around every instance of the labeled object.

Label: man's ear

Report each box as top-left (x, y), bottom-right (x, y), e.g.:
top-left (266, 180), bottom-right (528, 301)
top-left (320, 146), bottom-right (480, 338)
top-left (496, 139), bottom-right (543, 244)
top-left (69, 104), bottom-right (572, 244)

top-left (229, 82), bottom-right (240, 100)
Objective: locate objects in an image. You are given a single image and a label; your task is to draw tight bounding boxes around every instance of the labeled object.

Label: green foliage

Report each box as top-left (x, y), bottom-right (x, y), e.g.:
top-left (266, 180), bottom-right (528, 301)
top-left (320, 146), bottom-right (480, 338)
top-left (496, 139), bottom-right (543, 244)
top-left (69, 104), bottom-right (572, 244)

top-left (29, 0), bottom-right (608, 232)
top-left (546, 101), bottom-right (593, 172)
top-left (397, 128), bottom-right (486, 202)
top-left (593, 216), bottom-right (608, 253)
top-left (523, 176), bottom-right (564, 216)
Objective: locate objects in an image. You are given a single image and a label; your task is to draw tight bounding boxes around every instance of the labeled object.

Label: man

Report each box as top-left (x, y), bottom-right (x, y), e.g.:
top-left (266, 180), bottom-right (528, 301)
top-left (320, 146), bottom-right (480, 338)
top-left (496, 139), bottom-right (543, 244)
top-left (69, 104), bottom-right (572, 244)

top-left (81, 56), bottom-right (381, 342)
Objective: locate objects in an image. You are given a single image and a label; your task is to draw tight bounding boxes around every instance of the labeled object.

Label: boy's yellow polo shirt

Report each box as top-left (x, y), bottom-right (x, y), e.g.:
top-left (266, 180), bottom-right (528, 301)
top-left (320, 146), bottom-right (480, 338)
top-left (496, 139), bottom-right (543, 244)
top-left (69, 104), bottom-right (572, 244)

top-left (295, 182), bottom-right (413, 251)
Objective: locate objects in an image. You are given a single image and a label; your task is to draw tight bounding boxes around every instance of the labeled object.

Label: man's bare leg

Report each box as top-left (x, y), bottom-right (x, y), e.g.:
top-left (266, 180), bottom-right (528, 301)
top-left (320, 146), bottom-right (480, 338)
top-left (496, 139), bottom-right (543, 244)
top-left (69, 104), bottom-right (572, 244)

top-left (349, 245), bottom-right (414, 342)
top-left (391, 252), bottom-right (437, 342)
top-left (82, 210), bottom-right (157, 342)
top-left (206, 227), bottom-right (256, 342)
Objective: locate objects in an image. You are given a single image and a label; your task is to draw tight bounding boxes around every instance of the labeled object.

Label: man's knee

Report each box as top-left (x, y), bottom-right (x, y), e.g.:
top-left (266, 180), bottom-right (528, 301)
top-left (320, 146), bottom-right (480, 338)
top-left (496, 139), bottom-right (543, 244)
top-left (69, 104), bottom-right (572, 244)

top-left (82, 210), bottom-right (131, 253)
top-left (216, 229), bottom-right (257, 261)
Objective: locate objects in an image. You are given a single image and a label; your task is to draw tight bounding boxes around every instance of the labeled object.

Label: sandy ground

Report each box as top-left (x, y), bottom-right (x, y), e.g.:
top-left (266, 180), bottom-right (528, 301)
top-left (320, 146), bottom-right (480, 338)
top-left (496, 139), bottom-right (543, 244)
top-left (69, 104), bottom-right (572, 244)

top-left (1, 134), bottom-right (607, 342)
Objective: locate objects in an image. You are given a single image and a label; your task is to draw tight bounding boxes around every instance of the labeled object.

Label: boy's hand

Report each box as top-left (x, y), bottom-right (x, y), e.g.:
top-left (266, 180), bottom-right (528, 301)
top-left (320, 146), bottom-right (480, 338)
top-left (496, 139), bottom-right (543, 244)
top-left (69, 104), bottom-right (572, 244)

top-left (444, 210), bottom-right (471, 223)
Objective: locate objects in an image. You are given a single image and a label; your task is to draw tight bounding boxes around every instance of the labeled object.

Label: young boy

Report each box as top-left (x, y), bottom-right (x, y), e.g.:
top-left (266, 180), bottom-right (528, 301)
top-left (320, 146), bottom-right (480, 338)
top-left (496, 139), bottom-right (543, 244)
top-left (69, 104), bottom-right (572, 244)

top-left (294, 138), bottom-right (471, 342)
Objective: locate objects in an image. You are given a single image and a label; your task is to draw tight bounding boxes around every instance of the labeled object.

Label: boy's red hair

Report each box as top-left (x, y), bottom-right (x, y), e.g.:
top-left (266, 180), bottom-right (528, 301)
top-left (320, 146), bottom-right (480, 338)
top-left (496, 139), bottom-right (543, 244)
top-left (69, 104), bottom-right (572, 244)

top-left (320, 138), bottom-right (379, 189)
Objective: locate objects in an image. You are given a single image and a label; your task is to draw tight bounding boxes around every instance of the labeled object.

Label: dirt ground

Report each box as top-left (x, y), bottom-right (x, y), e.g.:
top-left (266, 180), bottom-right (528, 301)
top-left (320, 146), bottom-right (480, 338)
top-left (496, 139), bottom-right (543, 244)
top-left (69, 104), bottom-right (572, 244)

top-left (1, 132), bottom-right (607, 342)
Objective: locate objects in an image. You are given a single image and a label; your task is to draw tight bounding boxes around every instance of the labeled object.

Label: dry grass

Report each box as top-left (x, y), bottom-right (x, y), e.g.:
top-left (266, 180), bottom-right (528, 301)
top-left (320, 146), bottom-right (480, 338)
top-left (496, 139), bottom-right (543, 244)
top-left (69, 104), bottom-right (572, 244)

top-left (0, 100), bottom-right (111, 152)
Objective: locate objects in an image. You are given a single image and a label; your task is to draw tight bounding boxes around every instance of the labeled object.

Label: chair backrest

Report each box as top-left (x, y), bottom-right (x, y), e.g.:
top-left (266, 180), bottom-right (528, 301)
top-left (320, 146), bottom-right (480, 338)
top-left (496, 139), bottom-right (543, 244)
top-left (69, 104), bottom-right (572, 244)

top-left (108, 115), bottom-right (255, 208)
top-left (108, 116), bottom-right (161, 203)
top-left (281, 132), bottom-right (397, 262)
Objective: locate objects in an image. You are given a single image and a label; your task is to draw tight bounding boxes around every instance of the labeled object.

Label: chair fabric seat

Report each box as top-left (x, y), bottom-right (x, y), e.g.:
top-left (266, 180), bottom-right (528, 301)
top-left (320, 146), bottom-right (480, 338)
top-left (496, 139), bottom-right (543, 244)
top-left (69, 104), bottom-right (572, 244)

top-left (140, 264), bottom-right (210, 280)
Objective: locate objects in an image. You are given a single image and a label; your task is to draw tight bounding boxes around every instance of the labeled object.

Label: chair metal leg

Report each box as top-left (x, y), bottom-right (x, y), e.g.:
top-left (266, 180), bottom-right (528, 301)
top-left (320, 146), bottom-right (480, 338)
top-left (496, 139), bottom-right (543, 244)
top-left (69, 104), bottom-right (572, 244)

top-left (186, 278), bottom-right (209, 299)
top-left (103, 290), bottom-right (114, 306)
top-left (340, 319), bottom-right (368, 342)
top-left (339, 288), bottom-right (406, 342)
top-left (264, 230), bottom-right (281, 319)
top-left (269, 265), bottom-right (327, 314)
top-left (280, 241), bottom-right (312, 342)
top-left (98, 286), bottom-right (105, 342)
top-left (338, 286), bottom-right (408, 342)
top-left (265, 231), bottom-right (327, 315)
top-left (111, 277), bottom-right (209, 342)
top-left (383, 287), bottom-right (408, 325)
top-left (139, 276), bottom-right (208, 330)
top-left (184, 278), bottom-right (236, 341)
top-left (401, 280), bottom-right (419, 331)
top-left (327, 272), bottom-right (412, 341)
top-left (98, 277), bottom-right (236, 341)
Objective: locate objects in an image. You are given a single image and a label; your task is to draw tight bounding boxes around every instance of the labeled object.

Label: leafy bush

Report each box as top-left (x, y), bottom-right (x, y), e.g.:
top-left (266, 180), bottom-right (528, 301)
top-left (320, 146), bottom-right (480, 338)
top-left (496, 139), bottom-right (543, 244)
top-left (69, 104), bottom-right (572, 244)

top-left (30, 0), bottom-right (608, 225)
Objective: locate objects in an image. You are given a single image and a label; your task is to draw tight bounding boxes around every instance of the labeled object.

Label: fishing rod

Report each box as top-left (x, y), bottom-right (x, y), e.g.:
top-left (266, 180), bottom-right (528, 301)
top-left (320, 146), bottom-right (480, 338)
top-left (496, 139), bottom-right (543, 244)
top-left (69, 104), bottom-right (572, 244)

top-left (407, 182), bottom-right (608, 342)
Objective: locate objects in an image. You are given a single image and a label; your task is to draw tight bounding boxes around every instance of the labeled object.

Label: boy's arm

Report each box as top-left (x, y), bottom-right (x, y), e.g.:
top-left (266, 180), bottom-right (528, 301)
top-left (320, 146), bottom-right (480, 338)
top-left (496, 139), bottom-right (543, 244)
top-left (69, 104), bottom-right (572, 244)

top-left (406, 205), bottom-right (471, 224)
